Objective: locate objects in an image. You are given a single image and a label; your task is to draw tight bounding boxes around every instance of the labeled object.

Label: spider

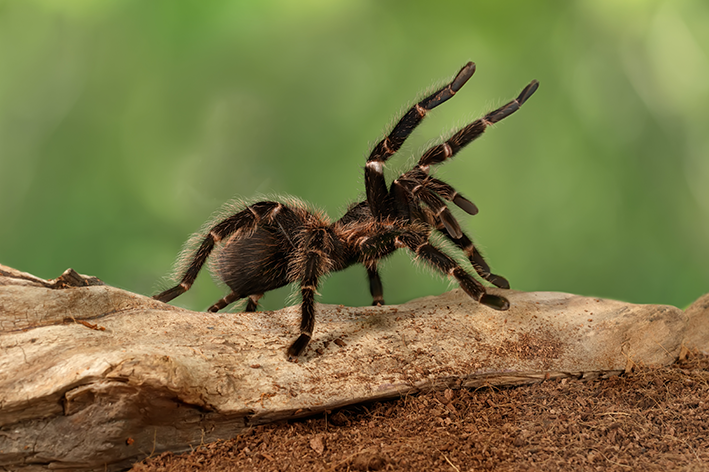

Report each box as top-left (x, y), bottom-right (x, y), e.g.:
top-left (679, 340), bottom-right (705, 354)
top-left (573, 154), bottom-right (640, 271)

top-left (154, 62), bottom-right (538, 359)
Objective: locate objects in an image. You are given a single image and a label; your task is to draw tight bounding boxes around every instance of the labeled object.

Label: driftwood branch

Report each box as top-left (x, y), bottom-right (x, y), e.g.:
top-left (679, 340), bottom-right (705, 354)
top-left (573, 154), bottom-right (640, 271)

top-left (0, 263), bottom-right (706, 471)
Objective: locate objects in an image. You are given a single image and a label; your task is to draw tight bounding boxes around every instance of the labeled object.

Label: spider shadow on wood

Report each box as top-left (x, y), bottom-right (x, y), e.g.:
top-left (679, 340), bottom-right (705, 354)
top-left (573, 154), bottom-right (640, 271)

top-left (154, 61), bottom-right (538, 360)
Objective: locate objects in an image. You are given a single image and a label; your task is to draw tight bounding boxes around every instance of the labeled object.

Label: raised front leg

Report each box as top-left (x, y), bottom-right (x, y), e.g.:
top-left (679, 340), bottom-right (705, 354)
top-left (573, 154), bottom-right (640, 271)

top-left (365, 62), bottom-right (477, 219)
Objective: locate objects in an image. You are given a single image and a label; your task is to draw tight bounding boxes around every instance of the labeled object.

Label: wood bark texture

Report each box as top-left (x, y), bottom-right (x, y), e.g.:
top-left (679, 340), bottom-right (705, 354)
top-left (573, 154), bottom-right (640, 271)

top-left (0, 263), bottom-right (704, 471)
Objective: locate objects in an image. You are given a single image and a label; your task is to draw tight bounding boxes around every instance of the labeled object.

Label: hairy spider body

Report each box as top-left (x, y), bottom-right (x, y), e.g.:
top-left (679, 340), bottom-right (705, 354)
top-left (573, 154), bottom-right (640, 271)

top-left (154, 62), bottom-right (538, 359)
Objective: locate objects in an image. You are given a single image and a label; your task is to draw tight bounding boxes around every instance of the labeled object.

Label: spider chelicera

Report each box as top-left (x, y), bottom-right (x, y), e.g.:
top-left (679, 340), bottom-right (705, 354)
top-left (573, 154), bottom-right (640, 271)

top-left (154, 62), bottom-right (538, 359)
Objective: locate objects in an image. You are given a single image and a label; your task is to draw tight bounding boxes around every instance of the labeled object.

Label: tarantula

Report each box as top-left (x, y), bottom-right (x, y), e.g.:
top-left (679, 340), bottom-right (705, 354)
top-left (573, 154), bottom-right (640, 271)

top-left (154, 62), bottom-right (538, 359)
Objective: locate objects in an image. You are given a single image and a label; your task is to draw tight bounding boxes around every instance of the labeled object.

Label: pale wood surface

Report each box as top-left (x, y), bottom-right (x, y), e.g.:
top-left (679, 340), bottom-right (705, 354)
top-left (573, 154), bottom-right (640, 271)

top-left (0, 264), bottom-right (702, 471)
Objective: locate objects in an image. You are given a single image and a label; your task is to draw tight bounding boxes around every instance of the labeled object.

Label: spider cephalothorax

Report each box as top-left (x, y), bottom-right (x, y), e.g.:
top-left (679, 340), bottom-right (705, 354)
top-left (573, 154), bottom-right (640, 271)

top-left (154, 62), bottom-right (538, 359)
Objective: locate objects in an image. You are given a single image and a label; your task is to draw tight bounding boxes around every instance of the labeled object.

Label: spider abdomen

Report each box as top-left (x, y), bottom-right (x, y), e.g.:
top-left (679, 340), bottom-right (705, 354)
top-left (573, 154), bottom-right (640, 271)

top-left (214, 226), bottom-right (291, 297)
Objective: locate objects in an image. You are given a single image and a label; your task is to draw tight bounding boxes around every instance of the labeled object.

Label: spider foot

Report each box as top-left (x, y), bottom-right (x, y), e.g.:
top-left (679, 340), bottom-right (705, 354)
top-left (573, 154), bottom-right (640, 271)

top-left (153, 285), bottom-right (184, 303)
top-left (287, 333), bottom-right (311, 361)
top-left (372, 299), bottom-right (385, 307)
top-left (480, 293), bottom-right (510, 311)
top-left (244, 301), bottom-right (258, 312)
top-left (245, 294), bottom-right (263, 312)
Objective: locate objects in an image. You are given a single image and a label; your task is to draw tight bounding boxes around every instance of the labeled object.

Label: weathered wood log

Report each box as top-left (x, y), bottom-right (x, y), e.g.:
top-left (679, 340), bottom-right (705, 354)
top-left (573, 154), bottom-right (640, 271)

top-left (685, 293), bottom-right (709, 355)
top-left (0, 263), bottom-right (703, 471)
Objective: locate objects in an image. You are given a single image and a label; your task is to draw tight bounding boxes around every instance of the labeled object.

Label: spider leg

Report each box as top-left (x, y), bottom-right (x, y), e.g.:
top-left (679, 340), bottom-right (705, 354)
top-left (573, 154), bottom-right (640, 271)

top-left (424, 176), bottom-right (478, 215)
top-left (365, 62), bottom-right (477, 219)
top-left (153, 201), bottom-right (283, 303)
top-left (206, 292), bottom-right (263, 313)
top-left (395, 231), bottom-right (509, 311)
top-left (408, 200), bottom-right (509, 289)
top-left (439, 225), bottom-right (510, 289)
top-left (287, 226), bottom-right (338, 359)
top-left (287, 281), bottom-right (317, 359)
top-left (208, 291), bottom-right (241, 312)
top-left (417, 79), bottom-right (539, 170)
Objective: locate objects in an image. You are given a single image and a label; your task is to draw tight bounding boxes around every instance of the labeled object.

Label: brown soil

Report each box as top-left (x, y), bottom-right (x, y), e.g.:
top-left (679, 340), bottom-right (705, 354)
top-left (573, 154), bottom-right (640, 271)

top-left (131, 351), bottom-right (709, 471)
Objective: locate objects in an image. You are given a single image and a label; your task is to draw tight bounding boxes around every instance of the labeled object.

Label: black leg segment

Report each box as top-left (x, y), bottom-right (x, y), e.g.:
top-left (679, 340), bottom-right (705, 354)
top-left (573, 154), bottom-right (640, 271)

top-left (367, 265), bottom-right (385, 306)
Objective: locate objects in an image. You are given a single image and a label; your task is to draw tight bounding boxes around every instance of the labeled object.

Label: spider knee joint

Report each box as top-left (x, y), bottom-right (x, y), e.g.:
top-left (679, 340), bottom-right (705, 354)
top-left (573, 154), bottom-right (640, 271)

top-left (209, 230), bottom-right (222, 242)
top-left (366, 160), bottom-right (384, 174)
top-left (415, 103), bottom-right (427, 117)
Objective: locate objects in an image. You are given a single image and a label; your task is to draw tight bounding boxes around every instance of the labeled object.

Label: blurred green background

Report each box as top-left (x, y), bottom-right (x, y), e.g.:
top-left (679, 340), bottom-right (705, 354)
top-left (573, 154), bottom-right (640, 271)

top-left (1, 0), bottom-right (707, 312)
